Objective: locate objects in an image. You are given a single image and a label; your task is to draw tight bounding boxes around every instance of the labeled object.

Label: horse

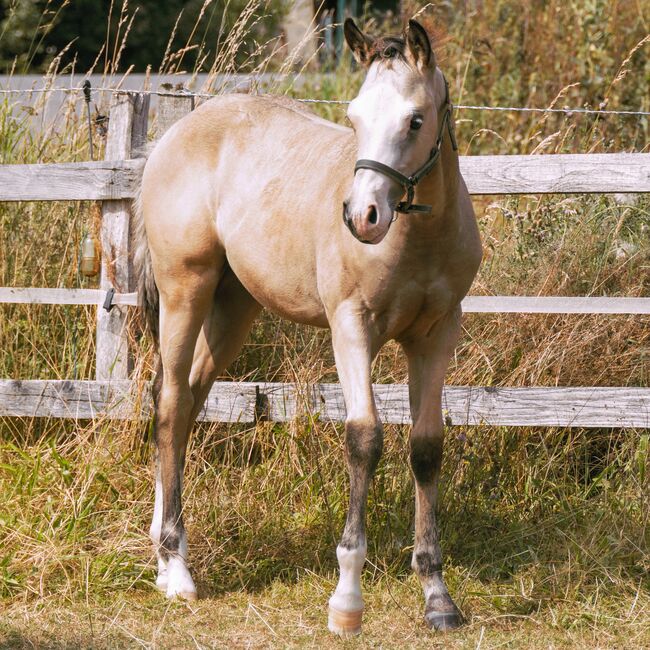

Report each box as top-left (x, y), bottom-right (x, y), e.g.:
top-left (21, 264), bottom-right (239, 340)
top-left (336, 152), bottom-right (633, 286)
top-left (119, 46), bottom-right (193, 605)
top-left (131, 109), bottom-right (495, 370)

top-left (133, 18), bottom-right (482, 636)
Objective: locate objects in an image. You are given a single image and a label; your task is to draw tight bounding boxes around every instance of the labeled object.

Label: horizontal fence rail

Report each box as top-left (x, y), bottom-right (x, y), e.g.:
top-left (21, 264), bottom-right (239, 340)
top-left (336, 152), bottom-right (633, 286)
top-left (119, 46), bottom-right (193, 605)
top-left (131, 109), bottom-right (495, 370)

top-left (461, 296), bottom-right (650, 314)
top-left (0, 153), bottom-right (649, 203)
top-left (1, 92), bottom-right (648, 428)
top-left (2, 288), bottom-right (649, 315)
top-left (0, 288), bottom-right (139, 306)
top-left (461, 153), bottom-right (650, 194)
top-left (1, 380), bottom-right (649, 428)
top-left (0, 160), bottom-right (145, 201)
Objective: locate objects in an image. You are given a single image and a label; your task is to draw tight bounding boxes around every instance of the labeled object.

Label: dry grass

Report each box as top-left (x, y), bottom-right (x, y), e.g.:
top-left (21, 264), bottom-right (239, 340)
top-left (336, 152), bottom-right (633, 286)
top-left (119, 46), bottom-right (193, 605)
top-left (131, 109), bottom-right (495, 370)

top-left (1, 416), bottom-right (648, 647)
top-left (1, 1), bottom-right (650, 647)
top-left (3, 583), bottom-right (648, 648)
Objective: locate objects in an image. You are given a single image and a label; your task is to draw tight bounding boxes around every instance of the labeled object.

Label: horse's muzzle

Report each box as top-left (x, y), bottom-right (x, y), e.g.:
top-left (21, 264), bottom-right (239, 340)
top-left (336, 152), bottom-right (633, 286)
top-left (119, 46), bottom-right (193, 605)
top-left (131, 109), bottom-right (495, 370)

top-left (342, 201), bottom-right (386, 245)
top-left (342, 201), bottom-right (360, 240)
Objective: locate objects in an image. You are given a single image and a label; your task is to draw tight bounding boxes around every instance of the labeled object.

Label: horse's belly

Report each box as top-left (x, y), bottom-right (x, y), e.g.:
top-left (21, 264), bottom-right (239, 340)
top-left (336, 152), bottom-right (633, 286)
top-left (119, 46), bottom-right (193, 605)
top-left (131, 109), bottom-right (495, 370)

top-left (225, 241), bottom-right (329, 328)
top-left (247, 278), bottom-right (328, 327)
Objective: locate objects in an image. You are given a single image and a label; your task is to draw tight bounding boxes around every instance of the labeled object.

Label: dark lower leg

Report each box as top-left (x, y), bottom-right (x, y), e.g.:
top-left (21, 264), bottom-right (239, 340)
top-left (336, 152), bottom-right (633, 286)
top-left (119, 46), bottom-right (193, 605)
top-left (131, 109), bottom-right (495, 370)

top-left (329, 419), bottom-right (383, 635)
top-left (410, 429), bottom-right (460, 629)
top-left (403, 310), bottom-right (463, 630)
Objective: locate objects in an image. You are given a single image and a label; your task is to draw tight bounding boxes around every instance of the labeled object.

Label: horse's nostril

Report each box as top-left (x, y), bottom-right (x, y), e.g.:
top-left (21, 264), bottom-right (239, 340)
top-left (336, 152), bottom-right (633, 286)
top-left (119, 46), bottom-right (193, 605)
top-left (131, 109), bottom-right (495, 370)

top-left (367, 205), bottom-right (378, 225)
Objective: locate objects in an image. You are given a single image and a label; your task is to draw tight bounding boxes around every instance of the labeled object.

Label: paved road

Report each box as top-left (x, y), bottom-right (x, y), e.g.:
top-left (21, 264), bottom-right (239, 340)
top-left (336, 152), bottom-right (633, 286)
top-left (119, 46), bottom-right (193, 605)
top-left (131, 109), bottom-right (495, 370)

top-left (0, 72), bottom-right (322, 130)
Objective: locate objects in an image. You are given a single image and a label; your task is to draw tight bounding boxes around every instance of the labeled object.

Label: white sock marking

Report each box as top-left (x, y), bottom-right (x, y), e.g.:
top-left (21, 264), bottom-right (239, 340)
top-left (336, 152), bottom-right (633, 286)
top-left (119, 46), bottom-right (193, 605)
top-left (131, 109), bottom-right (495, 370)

top-left (329, 541), bottom-right (366, 613)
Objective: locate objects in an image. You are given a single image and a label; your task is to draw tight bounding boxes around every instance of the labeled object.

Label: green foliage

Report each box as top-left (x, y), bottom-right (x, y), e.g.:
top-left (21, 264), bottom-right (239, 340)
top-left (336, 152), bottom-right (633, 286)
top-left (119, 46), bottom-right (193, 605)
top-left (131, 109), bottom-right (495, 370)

top-left (0, 0), bottom-right (286, 74)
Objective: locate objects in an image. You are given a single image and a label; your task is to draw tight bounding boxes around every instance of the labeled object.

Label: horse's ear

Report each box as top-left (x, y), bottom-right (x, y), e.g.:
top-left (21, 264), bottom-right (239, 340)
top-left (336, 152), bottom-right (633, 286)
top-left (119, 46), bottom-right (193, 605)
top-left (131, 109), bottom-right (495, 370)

top-left (344, 18), bottom-right (374, 66)
top-left (405, 19), bottom-right (434, 70)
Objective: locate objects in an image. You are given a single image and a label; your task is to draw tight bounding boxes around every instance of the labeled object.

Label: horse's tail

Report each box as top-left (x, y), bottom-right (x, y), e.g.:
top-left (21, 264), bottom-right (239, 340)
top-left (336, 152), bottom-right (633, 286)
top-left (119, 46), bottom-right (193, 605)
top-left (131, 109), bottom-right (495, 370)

top-left (132, 185), bottom-right (160, 346)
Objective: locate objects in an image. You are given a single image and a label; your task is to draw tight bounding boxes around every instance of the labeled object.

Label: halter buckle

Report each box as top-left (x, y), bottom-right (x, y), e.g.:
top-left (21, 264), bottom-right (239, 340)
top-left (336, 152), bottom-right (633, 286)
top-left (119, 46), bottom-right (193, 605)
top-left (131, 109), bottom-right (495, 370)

top-left (395, 202), bottom-right (432, 215)
top-left (396, 179), bottom-right (432, 213)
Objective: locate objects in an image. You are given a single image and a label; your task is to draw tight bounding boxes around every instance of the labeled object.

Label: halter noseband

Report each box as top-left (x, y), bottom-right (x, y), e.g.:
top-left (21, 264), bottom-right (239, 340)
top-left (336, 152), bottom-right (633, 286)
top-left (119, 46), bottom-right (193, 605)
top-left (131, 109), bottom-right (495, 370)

top-left (353, 77), bottom-right (458, 215)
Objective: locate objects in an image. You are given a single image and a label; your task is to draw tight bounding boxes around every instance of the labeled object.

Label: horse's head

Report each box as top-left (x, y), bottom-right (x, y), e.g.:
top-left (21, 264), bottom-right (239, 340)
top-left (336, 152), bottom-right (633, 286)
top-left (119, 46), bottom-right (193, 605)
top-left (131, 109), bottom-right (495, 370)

top-left (343, 19), bottom-right (448, 245)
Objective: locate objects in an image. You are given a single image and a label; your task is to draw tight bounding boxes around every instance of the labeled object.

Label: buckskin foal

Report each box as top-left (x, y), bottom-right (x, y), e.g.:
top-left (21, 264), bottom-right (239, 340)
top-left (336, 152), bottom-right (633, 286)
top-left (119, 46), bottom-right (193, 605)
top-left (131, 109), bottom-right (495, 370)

top-left (134, 18), bottom-right (482, 636)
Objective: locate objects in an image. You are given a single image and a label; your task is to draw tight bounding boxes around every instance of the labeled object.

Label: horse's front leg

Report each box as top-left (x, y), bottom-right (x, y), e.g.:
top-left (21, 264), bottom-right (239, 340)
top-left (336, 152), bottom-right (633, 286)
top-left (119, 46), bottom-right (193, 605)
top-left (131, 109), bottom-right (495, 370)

top-left (401, 307), bottom-right (463, 630)
top-left (327, 305), bottom-right (383, 637)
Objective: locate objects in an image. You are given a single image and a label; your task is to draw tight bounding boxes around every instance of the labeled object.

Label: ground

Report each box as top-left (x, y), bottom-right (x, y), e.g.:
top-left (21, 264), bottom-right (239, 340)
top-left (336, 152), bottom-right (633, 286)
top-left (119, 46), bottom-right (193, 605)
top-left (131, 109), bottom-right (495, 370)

top-left (2, 568), bottom-right (647, 648)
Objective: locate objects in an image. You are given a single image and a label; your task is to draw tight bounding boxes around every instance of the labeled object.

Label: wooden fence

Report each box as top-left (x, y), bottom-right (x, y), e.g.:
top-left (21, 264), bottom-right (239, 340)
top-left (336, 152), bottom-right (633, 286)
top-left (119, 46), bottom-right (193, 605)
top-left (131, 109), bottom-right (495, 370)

top-left (1, 90), bottom-right (649, 428)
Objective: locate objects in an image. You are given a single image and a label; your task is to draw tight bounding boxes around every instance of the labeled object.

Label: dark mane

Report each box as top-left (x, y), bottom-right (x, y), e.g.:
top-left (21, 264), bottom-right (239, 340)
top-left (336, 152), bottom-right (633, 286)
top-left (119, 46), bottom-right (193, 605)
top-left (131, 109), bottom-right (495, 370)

top-left (367, 25), bottom-right (446, 66)
top-left (368, 36), bottom-right (407, 63)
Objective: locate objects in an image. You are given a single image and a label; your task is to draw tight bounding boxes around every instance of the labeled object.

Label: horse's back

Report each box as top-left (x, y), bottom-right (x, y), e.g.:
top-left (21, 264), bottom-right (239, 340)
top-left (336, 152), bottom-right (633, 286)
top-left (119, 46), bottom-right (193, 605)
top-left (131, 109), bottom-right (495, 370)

top-left (143, 93), bottom-right (353, 230)
top-left (140, 94), bottom-right (353, 325)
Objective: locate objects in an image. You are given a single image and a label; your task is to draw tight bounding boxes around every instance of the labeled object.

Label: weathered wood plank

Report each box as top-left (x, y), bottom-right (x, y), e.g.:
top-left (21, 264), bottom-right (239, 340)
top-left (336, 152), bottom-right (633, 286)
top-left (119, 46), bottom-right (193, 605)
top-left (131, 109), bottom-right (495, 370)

top-left (0, 379), bottom-right (145, 419)
top-left (0, 154), bottom-right (648, 203)
top-left (460, 153), bottom-right (650, 194)
top-left (3, 289), bottom-right (648, 315)
top-left (96, 92), bottom-right (148, 380)
top-left (1, 380), bottom-right (648, 428)
top-left (0, 160), bottom-right (144, 201)
top-left (0, 288), bottom-right (138, 306)
top-left (156, 89), bottom-right (194, 136)
top-left (462, 296), bottom-right (650, 314)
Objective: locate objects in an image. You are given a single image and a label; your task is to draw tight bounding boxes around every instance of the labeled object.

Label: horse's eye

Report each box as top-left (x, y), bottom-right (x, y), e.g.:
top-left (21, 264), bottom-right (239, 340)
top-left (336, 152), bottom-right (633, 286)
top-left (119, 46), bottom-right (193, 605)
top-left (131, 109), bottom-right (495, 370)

top-left (410, 116), bottom-right (423, 131)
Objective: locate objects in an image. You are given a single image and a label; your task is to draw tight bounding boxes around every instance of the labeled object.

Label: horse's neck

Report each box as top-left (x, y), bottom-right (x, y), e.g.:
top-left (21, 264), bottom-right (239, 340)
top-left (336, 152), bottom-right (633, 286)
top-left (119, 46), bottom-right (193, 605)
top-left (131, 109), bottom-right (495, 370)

top-left (408, 140), bottom-right (461, 238)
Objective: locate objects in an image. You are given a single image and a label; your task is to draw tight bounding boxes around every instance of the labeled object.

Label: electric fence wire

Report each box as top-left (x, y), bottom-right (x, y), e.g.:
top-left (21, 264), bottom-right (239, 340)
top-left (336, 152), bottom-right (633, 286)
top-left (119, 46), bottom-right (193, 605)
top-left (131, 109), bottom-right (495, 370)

top-left (0, 84), bottom-right (649, 117)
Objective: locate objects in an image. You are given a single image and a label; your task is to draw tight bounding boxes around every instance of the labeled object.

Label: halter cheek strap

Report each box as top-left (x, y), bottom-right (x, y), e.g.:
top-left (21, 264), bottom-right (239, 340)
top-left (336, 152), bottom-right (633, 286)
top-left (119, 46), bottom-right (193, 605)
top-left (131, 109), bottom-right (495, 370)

top-left (353, 76), bottom-right (458, 215)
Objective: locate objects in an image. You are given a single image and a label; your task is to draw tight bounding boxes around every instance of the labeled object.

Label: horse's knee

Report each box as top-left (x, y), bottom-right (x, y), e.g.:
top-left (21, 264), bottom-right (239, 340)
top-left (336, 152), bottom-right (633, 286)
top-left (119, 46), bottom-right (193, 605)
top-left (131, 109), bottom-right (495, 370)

top-left (412, 550), bottom-right (442, 577)
top-left (345, 419), bottom-right (383, 474)
top-left (410, 430), bottom-right (443, 484)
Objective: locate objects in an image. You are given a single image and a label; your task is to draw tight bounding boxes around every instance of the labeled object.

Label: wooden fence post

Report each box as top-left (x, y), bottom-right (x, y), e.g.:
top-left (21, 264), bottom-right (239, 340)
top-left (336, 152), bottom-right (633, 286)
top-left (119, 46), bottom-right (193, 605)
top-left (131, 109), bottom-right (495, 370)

top-left (156, 87), bottom-right (195, 136)
top-left (96, 92), bottom-right (150, 381)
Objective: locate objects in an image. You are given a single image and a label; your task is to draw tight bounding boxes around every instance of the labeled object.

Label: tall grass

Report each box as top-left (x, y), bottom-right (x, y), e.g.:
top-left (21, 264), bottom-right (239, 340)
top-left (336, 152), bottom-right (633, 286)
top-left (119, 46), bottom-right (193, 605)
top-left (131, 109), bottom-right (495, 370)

top-left (0, 1), bottom-right (649, 646)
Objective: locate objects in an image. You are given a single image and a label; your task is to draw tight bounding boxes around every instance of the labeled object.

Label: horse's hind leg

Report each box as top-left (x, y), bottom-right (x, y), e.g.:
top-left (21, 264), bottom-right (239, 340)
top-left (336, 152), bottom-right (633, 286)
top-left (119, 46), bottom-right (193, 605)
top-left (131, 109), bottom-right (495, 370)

top-left (401, 307), bottom-right (463, 630)
top-left (150, 265), bottom-right (261, 597)
top-left (150, 264), bottom-right (220, 600)
top-left (186, 266), bottom-right (262, 424)
top-left (327, 304), bottom-right (383, 637)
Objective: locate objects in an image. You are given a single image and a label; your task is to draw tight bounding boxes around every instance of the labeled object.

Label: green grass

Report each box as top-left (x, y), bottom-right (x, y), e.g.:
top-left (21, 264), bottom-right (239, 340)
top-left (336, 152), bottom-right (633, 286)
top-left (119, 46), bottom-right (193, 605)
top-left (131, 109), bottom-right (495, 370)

top-left (0, 421), bottom-right (648, 647)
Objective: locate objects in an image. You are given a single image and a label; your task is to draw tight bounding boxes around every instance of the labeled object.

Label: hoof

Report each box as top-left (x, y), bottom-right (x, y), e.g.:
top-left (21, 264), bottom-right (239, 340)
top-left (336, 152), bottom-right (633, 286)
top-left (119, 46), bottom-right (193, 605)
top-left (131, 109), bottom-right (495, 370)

top-left (174, 590), bottom-right (198, 602)
top-left (328, 605), bottom-right (363, 637)
top-left (425, 609), bottom-right (462, 631)
top-left (166, 582), bottom-right (198, 602)
top-left (165, 558), bottom-right (197, 601)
